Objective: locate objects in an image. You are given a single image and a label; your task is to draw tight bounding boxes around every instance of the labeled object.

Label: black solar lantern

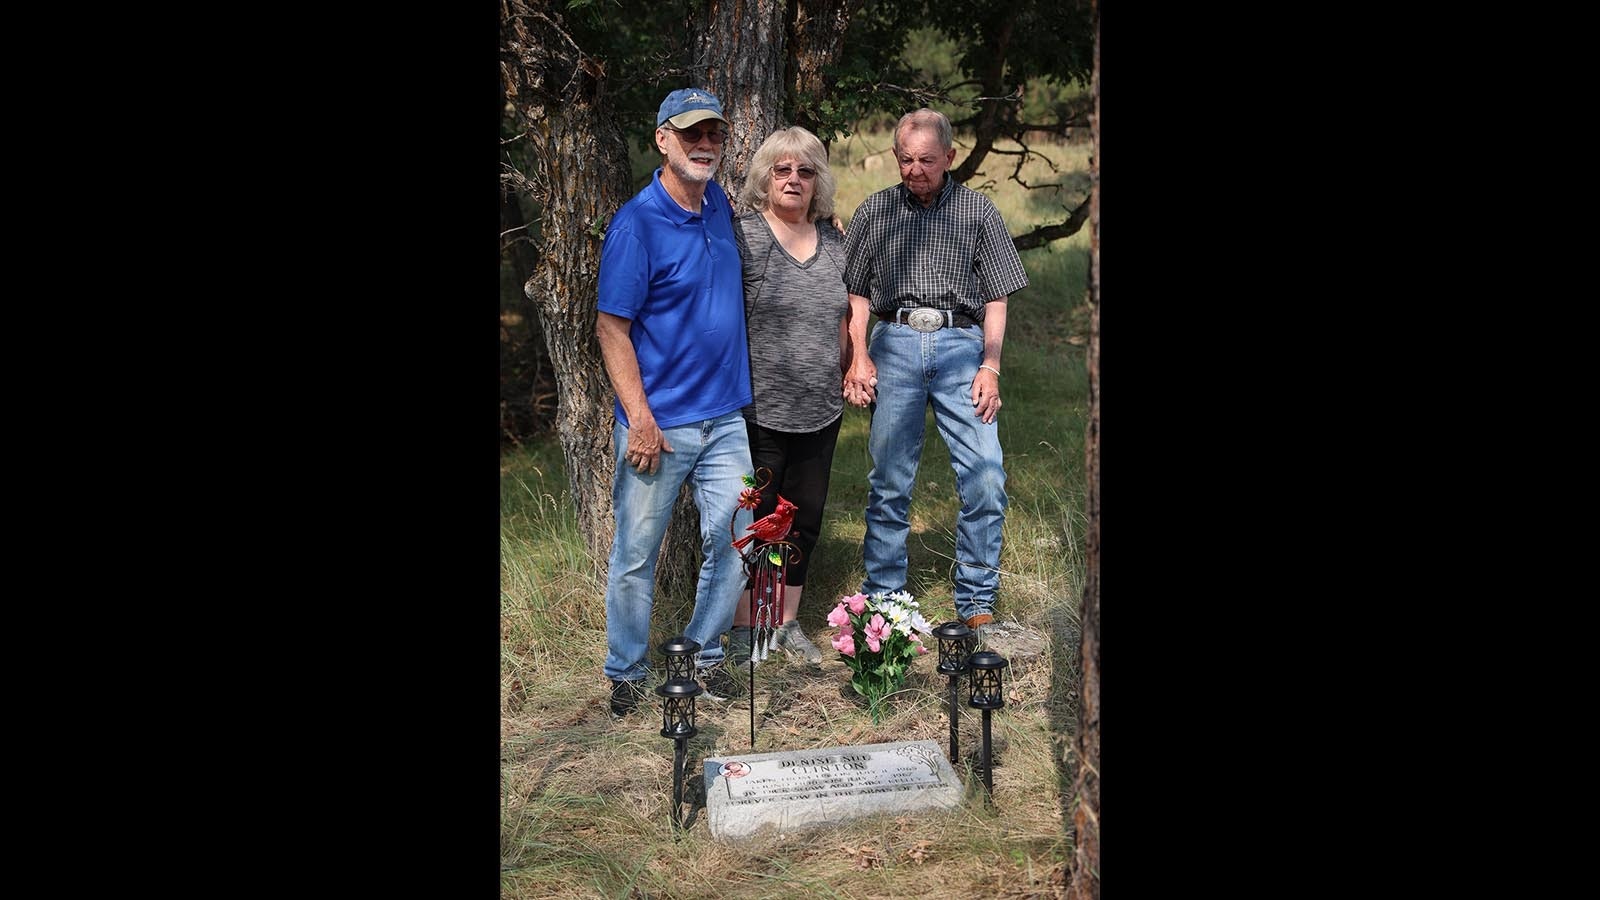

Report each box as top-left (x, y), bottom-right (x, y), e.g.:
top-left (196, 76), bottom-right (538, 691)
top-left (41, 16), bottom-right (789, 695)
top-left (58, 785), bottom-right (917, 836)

top-left (657, 678), bottom-right (702, 741)
top-left (933, 621), bottom-right (973, 765)
top-left (656, 636), bottom-right (703, 831)
top-left (966, 649), bottom-right (1009, 801)
top-left (662, 635), bottom-right (701, 685)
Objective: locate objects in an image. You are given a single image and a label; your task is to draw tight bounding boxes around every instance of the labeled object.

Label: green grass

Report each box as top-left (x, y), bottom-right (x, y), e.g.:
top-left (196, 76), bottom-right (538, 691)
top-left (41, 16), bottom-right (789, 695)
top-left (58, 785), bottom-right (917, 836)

top-left (502, 132), bottom-right (1090, 899)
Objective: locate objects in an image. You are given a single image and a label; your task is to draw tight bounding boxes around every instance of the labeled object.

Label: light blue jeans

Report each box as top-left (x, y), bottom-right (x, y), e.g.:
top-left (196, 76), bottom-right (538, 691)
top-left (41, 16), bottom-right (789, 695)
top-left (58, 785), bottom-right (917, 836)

top-left (861, 321), bottom-right (1007, 622)
top-left (603, 411), bottom-right (753, 682)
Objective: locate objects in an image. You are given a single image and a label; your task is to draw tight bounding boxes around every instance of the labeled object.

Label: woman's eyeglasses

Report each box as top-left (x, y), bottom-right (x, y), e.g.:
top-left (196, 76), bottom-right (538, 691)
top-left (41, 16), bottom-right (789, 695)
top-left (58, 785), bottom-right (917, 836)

top-left (667, 125), bottom-right (728, 144)
top-left (771, 164), bottom-right (818, 181)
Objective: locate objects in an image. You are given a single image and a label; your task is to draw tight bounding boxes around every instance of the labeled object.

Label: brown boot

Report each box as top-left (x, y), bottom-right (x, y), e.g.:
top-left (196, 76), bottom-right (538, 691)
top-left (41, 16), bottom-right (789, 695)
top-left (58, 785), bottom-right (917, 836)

top-left (964, 613), bottom-right (995, 646)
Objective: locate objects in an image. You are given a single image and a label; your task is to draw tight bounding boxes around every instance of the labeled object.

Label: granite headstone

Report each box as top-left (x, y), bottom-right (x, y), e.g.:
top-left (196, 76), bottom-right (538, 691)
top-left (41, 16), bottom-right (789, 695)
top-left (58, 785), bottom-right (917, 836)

top-left (703, 740), bottom-right (963, 841)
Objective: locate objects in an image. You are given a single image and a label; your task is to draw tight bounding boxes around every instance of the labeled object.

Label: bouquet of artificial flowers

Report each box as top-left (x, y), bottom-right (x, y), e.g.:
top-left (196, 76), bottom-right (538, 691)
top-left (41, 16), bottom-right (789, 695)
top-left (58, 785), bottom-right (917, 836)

top-left (827, 590), bottom-right (934, 722)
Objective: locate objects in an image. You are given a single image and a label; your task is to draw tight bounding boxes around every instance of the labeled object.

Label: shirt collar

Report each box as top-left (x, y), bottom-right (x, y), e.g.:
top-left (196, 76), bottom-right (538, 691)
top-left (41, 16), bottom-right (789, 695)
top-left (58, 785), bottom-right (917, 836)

top-left (898, 173), bottom-right (954, 210)
top-left (649, 168), bottom-right (714, 224)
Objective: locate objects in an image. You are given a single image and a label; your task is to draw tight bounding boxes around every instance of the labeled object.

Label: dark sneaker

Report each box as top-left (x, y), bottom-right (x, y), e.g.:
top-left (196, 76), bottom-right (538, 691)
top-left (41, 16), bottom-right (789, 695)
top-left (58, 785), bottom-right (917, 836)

top-left (774, 621), bottom-right (823, 666)
top-left (727, 626), bottom-right (753, 666)
top-left (610, 679), bottom-right (646, 718)
top-left (697, 664), bottom-right (745, 702)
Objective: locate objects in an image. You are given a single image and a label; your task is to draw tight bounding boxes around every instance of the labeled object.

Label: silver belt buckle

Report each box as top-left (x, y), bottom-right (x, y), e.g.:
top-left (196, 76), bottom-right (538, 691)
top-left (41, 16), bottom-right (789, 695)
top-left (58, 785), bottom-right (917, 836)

top-left (905, 307), bottom-right (946, 333)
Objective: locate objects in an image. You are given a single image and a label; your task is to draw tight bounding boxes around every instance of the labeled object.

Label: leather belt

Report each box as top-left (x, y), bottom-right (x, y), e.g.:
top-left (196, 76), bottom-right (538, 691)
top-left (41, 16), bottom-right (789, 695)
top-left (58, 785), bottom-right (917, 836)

top-left (876, 307), bottom-right (979, 332)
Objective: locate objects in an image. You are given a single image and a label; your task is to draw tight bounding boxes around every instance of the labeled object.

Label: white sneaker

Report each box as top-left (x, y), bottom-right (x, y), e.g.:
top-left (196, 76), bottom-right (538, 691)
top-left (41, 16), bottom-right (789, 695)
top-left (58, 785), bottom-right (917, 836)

top-left (775, 621), bottom-right (823, 665)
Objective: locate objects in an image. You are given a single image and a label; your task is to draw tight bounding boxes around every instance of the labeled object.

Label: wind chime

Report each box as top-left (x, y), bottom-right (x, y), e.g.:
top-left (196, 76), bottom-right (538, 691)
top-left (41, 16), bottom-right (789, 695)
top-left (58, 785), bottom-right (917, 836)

top-left (730, 468), bottom-right (801, 747)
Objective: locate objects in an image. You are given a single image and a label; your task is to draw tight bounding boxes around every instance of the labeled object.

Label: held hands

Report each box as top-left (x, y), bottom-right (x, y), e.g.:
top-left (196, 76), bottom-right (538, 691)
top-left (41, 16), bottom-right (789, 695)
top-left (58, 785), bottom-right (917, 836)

top-left (842, 377), bottom-right (875, 407)
top-left (843, 359), bottom-right (877, 407)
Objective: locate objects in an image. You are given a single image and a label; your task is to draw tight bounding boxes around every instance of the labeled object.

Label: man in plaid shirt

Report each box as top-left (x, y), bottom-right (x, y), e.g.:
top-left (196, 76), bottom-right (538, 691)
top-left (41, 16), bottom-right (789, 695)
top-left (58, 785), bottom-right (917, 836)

top-left (842, 108), bottom-right (1030, 641)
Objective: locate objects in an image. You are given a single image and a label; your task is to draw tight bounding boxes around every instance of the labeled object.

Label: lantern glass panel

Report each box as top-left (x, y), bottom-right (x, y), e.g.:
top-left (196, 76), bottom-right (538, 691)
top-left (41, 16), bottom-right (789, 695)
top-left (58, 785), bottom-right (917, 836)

top-left (972, 667), bottom-right (1001, 704)
top-left (934, 622), bottom-right (972, 675)
top-left (966, 650), bottom-right (1009, 709)
top-left (666, 653), bottom-right (694, 683)
top-left (660, 636), bottom-right (703, 683)
top-left (662, 694), bottom-right (696, 736)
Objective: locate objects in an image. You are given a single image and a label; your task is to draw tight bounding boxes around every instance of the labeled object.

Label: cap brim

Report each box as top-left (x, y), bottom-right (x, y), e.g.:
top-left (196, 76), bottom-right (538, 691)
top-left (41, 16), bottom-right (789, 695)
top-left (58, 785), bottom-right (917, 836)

top-left (665, 109), bottom-right (728, 129)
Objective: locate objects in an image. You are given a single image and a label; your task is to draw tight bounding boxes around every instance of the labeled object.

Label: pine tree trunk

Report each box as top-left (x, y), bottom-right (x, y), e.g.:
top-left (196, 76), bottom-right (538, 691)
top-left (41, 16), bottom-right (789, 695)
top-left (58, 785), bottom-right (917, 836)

top-left (690, 0), bottom-right (787, 214)
top-left (500, 0), bottom-right (634, 561)
top-left (1069, 3), bottom-right (1100, 896)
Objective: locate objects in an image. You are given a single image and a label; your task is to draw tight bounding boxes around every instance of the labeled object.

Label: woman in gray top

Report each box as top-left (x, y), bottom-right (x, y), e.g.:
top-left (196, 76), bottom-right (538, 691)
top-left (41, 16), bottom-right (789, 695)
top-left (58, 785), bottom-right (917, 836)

top-left (728, 126), bottom-right (867, 667)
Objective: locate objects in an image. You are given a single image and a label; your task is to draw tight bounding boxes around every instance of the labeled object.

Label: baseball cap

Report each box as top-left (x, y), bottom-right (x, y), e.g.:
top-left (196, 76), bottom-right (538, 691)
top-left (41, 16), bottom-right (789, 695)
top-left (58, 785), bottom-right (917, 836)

top-left (657, 88), bottom-right (728, 129)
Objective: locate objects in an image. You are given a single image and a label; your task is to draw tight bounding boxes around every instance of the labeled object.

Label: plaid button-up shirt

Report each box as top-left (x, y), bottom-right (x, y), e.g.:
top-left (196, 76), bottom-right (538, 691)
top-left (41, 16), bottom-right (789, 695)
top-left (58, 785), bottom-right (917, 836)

top-left (843, 175), bottom-right (1029, 320)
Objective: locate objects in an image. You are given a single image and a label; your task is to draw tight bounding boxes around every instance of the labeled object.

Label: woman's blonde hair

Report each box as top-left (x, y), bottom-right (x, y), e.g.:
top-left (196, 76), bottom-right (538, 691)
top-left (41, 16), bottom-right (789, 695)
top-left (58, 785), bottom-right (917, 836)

top-left (738, 126), bottom-right (835, 223)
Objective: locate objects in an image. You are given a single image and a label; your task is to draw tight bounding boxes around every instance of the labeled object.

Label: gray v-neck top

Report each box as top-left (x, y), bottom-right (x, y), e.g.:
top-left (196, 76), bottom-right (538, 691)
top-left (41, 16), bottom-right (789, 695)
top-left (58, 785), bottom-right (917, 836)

top-left (735, 212), bottom-right (849, 432)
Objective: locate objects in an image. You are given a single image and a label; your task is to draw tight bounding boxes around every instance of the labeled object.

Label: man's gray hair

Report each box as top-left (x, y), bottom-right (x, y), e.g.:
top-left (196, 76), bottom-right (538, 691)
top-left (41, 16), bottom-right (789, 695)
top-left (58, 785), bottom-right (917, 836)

top-left (893, 108), bottom-right (953, 152)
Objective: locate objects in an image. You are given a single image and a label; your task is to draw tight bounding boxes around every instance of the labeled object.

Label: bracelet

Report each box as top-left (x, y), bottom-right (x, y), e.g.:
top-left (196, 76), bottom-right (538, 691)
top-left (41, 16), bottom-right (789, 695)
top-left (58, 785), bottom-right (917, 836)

top-left (979, 365), bottom-right (1001, 378)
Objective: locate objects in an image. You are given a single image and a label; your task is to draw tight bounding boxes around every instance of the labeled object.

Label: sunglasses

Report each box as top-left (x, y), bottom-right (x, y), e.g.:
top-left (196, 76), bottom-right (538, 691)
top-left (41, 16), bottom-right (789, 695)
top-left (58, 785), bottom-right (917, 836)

top-left (666, 124), bottom-right (728, 144)
top-left (771, 163), bottom-right (818, 181)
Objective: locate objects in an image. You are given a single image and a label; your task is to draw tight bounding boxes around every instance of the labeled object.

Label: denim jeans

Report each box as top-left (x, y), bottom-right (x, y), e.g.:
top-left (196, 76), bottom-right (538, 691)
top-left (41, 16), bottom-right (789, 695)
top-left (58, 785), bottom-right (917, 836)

top-left (603, 411), bottom-right (753, 682)
top-left (861, 321), bottom-right (1007, 622)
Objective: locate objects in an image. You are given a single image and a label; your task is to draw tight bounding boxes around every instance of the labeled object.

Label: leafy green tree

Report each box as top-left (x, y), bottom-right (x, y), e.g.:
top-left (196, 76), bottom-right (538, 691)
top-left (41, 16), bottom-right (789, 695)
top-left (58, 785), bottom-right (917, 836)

top-left (822, 0), bottom-right (1095, 249)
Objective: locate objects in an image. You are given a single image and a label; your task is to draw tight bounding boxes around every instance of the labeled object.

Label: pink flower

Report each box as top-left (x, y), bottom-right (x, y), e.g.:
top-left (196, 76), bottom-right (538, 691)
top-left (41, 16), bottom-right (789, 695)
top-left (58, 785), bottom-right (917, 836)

top-left (845, 593), bottom-right (868, 615)
top-left (864, 614), bottom-right (890, 653)
top-left (832, 631), bottom-right (856, 657)
top-left (912, 634), bottom-right (929, 655)
top-left (827, 603), bottom-right (851, 627)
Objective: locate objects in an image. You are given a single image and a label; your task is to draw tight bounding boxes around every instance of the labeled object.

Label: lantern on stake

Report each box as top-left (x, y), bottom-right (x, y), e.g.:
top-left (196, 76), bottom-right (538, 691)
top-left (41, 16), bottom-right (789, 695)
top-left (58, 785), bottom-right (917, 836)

top-left (966, 649), bottom-right (1009, 802)
top-left (934, 620), bottom-right (974, 766)
top-left (656, 636), bottom-right (703, 832)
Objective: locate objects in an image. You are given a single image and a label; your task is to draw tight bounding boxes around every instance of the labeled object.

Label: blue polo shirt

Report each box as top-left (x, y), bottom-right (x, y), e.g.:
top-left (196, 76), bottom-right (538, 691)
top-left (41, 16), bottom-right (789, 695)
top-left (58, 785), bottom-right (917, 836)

top-left (597, 170), bottom-right (752, 429)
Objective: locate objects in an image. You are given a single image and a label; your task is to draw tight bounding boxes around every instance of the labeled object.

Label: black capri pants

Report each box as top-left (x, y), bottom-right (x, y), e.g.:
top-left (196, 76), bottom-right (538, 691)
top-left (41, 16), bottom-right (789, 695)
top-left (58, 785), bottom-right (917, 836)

top-left (744, 414), bottom-right (842, 586)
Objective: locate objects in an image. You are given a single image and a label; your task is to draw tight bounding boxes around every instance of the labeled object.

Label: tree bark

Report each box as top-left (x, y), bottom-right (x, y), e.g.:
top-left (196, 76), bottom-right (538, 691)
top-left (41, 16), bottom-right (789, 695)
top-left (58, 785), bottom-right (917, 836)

top-left (690, 0), bottom-right (787, 214)
top-left (500, 0), bottom-right (634, 561)
top-left (1069, 3), bottom-right (1099, 896)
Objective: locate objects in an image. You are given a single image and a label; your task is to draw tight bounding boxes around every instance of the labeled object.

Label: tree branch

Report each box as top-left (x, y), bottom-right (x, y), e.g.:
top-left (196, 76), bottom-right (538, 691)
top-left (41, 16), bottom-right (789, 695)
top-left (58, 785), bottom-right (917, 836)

top-left (1011, 194), bottom-right (1090, 251)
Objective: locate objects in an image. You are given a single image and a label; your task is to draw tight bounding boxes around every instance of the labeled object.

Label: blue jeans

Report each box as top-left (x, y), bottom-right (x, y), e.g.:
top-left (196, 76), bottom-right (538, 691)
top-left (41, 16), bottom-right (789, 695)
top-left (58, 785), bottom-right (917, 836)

top-left (861, 321), bottom-right (1007, 622)
top-left (603, 411), bottom-right (753, 682)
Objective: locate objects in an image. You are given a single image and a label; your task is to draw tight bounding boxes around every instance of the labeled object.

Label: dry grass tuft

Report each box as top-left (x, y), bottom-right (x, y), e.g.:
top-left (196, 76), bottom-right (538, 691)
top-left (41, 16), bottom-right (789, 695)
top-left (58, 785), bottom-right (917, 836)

top-left (502, 628), bottom-right (1079, 899)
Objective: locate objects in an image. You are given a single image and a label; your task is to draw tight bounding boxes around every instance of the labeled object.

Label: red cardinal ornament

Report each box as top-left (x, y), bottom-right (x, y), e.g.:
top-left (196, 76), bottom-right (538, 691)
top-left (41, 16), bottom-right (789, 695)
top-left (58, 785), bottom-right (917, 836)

top-left (732, 495), bottom-right (797, 551)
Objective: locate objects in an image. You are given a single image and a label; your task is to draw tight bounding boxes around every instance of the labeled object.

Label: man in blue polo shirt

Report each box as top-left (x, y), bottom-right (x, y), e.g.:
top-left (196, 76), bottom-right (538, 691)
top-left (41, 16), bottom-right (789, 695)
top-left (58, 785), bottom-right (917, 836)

top-left (596, 87), bottom-right (752, 718)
